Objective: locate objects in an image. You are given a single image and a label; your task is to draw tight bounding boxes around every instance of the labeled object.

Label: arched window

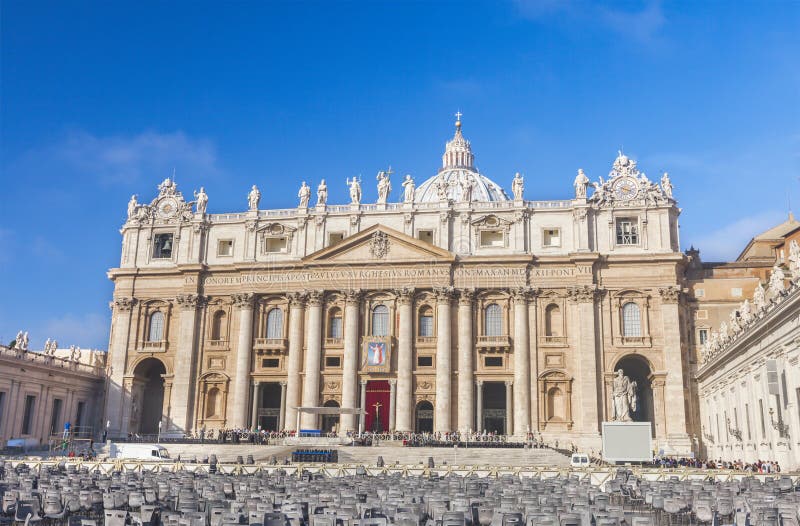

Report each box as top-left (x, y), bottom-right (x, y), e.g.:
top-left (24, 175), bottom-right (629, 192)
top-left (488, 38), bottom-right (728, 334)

top-left (544, 304), bottom-right (561, 337)
top-left (266, 308), bottom-right (283, 339)
top-left (205, 387), bottom-right (220, 418)
top-left (484, 304), bottom-right (502, 336)
top-left (372, 305), bottom-right (389, 336)
top-left (328, 307), bottom-right (343, 339)
top-left (211, 310), bottom-right (226, 340)
top-left (148, 311), bottom-right (164, 341)
top-left (418, 307), bottom-right (434, 337)
top-left (622, 302), bottom-right (642, 337)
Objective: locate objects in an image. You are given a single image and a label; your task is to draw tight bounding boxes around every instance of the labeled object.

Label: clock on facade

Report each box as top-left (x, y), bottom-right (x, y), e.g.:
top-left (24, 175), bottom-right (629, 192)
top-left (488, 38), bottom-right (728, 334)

top-left (612, 177), bottom-right (639, 201)
top-left (157, 197), bottom-right (178, 219)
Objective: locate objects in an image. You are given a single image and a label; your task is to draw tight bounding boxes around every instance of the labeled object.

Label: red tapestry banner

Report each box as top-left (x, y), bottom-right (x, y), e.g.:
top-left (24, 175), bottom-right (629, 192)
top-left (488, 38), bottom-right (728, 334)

top-left (364, 380), bottom-right (390, 432)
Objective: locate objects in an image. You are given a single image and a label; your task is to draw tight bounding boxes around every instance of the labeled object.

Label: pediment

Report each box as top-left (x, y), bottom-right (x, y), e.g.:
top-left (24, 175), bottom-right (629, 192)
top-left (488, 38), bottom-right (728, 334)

top-left (304, 224), bottom-right (455, 264)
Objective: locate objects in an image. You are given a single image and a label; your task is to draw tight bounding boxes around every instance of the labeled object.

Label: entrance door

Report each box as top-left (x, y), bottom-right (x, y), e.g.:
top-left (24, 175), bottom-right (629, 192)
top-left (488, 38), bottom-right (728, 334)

top-left (415, 401), bottom-right (434, 433)
top-left (365, 380), bottom-right (390, 432)
top-left (321, 400), bottom-right (340, 433)
top-left (482, 382), bottom-right (507, 434)
top-left (257, 383), bottom-right (282, 431)
top-left (132, 358), bottom-right (166, 435)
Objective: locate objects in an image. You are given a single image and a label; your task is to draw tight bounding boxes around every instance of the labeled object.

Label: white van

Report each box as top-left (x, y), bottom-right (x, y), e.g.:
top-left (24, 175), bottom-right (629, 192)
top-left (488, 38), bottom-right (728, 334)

top-left (570, 453), bottom-right (591, 468)
top-left (109, 443), bottom-right (170, 461)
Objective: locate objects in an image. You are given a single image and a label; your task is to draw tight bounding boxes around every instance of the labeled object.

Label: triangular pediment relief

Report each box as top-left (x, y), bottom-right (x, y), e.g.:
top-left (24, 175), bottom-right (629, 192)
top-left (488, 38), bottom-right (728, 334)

top-left (304, 224), bottom-right (455, 264)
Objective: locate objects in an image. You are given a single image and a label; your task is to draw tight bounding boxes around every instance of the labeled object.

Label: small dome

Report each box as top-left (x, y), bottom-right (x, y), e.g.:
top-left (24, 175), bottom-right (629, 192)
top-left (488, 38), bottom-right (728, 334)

top-left (415, 117), bottom-right (510, 203)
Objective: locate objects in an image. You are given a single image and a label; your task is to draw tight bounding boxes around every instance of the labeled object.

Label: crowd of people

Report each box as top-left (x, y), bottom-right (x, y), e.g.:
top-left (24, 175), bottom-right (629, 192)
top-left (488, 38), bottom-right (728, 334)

top-left (653, 456), bottom-right (782, 472)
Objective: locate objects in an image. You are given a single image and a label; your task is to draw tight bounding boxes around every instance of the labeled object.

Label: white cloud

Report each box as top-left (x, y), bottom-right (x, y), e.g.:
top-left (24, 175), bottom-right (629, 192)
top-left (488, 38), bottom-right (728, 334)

top-left (39, 312), bottom-right (110, 351)
top-left (686, 210), bottom-right (787, 262)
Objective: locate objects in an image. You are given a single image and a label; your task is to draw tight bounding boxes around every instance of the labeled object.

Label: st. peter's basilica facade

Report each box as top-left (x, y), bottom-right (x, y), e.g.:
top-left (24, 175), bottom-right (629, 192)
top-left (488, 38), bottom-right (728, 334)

top-left (105, 117), bottom-right (693, 453)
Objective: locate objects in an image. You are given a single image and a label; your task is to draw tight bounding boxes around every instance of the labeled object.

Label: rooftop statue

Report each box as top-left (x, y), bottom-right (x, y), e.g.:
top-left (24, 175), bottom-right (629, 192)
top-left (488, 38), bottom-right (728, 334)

top-left (127, 195), bottom-right (138, 219)
top-left (435, 175), bottom-right (449, 201)
top-left (402, 175), bottom-right (415, 203)
top-left (661, 172), bottom-right (674, 199)
top-left (316, 179), bottom-right (328, 206)
top-left (574, 169), bottom-right (589, 199)
top-left (769, 265), bottom-right (786, 297)
top-left (739, 299), bottom-right (752, 323)
top-left (298, 181), bottom-right (311, 208)
top-left (194, 187), bottom-right (208, 214)
top-left (376, 169), bottom-right (392, 205)
top-left (789, 240), bottom-right (800, 279)
top-left (461, 174), bottom-right (475, 203)
top-left (753, 283), bottom-right (767, 311)
top-left (512, 172), bottom-right (524, 201)
top-left (347, 177), bottom-right (362, 205)
top-left (248, 185), bottom-right (261, 211)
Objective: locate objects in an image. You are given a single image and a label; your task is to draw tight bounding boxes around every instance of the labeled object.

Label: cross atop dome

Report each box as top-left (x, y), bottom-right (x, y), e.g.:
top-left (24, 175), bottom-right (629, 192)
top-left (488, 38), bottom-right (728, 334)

top-left (443, 112), bottom-right (473, 170)
top-left (455, 110), bottom-right (463, 128)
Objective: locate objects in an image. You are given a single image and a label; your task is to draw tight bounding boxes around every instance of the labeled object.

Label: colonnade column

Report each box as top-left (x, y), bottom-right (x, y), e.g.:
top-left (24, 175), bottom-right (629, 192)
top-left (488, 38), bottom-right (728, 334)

top-left (395, 288), bottom-right (414, 432)
top-left (457, 289), bottom-right (475, 433)
top-left (505, 381), bottom-right (513, 435)
top-left (476, 380), bottom-right (484, 432)
top-left (250, 381), bottom-right (261, 429)
top-left (568, 286), bottom-right (599, 434)
top-left (284, 292), bottom-right (306, 431)
top-left (659, 287), bottom-right (689, 440)
top-left (106, 297), bottom-right (136, 437)
top-left (359, 379), bottom-right (367, 434)
top-left (232, 293), bottom-right (255, 429)
top-left (278, 381), bottom-right (287, 431)
top-left (388, 379), bottom-right (397, 432)
top-left (171, 294), bottom-right (203, 434)
top-left (512, 287), bottom-right (531, 436)
top-left (434, 287), bottom-right (453, 432)
top-left (301, 291), bottom-right (324, 429)
top-left (340, 289), bottom-right (361, 433)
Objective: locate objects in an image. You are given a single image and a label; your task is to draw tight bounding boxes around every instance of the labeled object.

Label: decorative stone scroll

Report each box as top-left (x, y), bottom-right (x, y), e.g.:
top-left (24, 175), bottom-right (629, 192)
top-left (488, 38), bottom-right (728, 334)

top-left (458, 288), bottom-right (475, 306)
top-left (307, 290), bottom-right (323, 306)
top-left (231, 292), bottom-right (255, 308)
top-left (344, 289), bottom-right (362, 305)
top-left (176, 294), bottom-right (204, 310)
top-left (113, 297), bottom-right (137, 312)
top-left (433, 286), bottom-right (455, 303)
top-left (566, 285), bottom-right (598, 303)
top-left (658, 286), bottom-right (682, 304)
top-left (395, 287), bottom-right (414, 305)
top-left (287, 291), bottom-right (307, 308)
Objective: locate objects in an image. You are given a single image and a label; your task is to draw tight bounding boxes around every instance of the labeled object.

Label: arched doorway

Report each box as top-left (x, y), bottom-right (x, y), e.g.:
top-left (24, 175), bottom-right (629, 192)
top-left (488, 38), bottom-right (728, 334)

top-left (415, 401), bottom-right (434, 433)
top-left (321, 400), bottom-right (340, 433)
top-left (131, 358), bottom-right (166, 434)
top-left (614, 355), bottom-right (655, 435)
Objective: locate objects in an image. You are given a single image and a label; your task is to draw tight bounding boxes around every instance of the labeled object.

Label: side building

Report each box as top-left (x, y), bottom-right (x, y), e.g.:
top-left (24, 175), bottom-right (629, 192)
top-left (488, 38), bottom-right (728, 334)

top-left (105, 118), bottom-right (695, 454)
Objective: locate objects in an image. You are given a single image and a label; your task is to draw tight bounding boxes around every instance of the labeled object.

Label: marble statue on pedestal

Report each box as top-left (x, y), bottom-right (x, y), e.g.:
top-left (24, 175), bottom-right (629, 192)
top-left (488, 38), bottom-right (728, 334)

top-left (769, 265), bottom-right (786, 296)
top-left (127, 195), bottom-right (138, 219)
top-left (347, 177), bottom-right (362, 205)
top-left (611, 369), bottom-right (637, 422)
top-left (248, 185), bottom-right (261, 211)
top-left (661, 172), bottom-right (673, 199)
top-left (194, 187), bottom-right (208, 214)
top-left (298, 182), bottom-right (311, 208)
top-left (574, 169), bottom-right (589, 199)
top-left (402, 175), bottom-right (415, 203)
top-left (512, 172), bottom-right (524, 200)
top-left (753, 283), bottom-right (767, 311)
top-left (376, 170), bottom-right (392, 205)
top-left (436, 175), bottom-right (449, 201)
top-left (316, 179), bottom-right (328, 206)
top-left (461, 174), bottom-right (475, 203)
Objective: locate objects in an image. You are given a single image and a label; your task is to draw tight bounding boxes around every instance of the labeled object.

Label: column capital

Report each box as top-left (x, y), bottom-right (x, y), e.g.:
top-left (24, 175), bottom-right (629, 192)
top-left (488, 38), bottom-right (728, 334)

top-left (505, 380), bottom-right (514, 387)
top-left (434, 286), bottom-right (455, 304)
top-left (252, 379), bottom-right (261, 387)
top-left (458, 288), bottom-right (475, 306)
top-left (566, 285), bottom-right (599, 303)
top-left (307, 290), bottom-right (324, 306)
top-left (510, 287), bottom-right (534, 304)
top-left (232, 292), bottom-right (255, 308)
top-left (288, 291), bottom-right (308, 308)
top-left (388, 379), bottom-right (397, 386)
top-left (395, 287), bottom-right (415, 305)
top-left (112, 297), bottom-right (137, 312)
top-left (476, 379), bottom-right (484, 387)
top-left (345, 289), bottom-right (362, 305)
top-left (176, 293), bottom-right (205, 310)
top-left (658, 285), bottom-right (682, 304)
top-left (280, 380), bottom-right (287, 387)
top-left (360, 378), bottom-right (368, 386)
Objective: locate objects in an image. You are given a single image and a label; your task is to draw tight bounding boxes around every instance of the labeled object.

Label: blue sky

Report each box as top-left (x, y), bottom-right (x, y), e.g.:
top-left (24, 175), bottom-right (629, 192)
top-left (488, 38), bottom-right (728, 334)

top-left (1, 1), bottom-right (798, 350)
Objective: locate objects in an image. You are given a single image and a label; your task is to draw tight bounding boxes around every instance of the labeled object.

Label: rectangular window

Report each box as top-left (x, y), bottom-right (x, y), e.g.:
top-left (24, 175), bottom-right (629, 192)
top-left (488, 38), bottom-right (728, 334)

top-left (419, 314), bottom-right (434, 337)
top-left (694, 288), bottom-right (705, 298)
top-left (50, 398), bottom-right (63, 435)
top-left (262, 358), bottom-right (279, 368)
top-left (731, 287), bottom-right (743, 298)
top-left (696, 310), bottom-right (708, 320)
top-left (325, 356), bottom-right (341, 368)
top-left (759, 399), bottom-right (766, 438)
top-left (417, 356), bottom-right (433, 368)
top-left (152, 233), bottom-right (174, 259)
top-left (329, 317), bottom-right (343, 340)
top-left (479, 230), bottom-right (504, 248)
top-left (615, 218), bottom-right (639, 245)
top-left (542, 228), bottom-right (561, 247)
top-left (417, 230), bottom-right (434, 244)
top-left (265, 237), bottom-right (287, 253)
top-left (745, 403), bottom-right (751, 440)
top-left (217, 239), bottom-right (234, 257)
top-left (484, 356), bottom-right (503, 367)
top-left (21, 395), bottom-right (36, 435)
top-left (328, 232), bottom-right (344, 246)
top-left (698, 329), bottom-right (708, 345)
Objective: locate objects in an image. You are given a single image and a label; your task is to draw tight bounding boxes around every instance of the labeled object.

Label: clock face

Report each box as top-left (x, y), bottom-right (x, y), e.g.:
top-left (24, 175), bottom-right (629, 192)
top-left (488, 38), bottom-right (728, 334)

top-left (157, 197), bottom-right (178, 218)
top-left (613, 177), bottom-right (639, 200)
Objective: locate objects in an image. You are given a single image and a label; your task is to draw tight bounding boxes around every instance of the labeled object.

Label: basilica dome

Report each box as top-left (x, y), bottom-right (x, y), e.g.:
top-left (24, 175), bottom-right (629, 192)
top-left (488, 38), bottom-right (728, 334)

top-left (414, 118), bottom-right (510, 203)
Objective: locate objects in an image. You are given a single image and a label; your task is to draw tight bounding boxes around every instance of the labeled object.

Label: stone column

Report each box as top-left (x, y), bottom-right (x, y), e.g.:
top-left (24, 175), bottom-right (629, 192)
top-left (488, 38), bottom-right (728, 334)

top-left (512, 288), bottom-right (531, 436)
top-left (434, 287), bottom-right (453, 432)
top-left (231, 293), bottom-right (255, 429)
top-left (505, 380), bottom-right (513, 435)
top-left (106, 297), bottom-right (136, 437)
top-left (568, 285), bottom-right (600, 434)
top-left (359, 379), bottom-right (367, 434)
top-left (301, 291), bottom-right (324, 429)
top-left (659, 287), bottom-right (690, 445)
top-left (388, 379), bottom-right (397, 431)
top-left (528, 290), bottom-right (540, 434)
top-left (395, 288), bottom-right (414, 432)
top-left (457, 289), bottom-right (475, 433)
top-left (171, 294), bottom-right (203, 434)
top-left (341, 289), bottom-right (361, 433)
top-left (284, 292), bottom-right (306, 431)
top-left (476, 380), bottom-right (484, 432)
top-left (250, 381), bottom-right (261, 429)
top-left (278, 381), bottom-right (287, 431)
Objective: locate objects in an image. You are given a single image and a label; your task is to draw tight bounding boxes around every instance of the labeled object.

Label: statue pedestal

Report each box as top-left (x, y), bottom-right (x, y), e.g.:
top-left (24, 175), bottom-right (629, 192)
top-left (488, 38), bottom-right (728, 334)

top-left (602, 421), bottom-right (652, 463)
